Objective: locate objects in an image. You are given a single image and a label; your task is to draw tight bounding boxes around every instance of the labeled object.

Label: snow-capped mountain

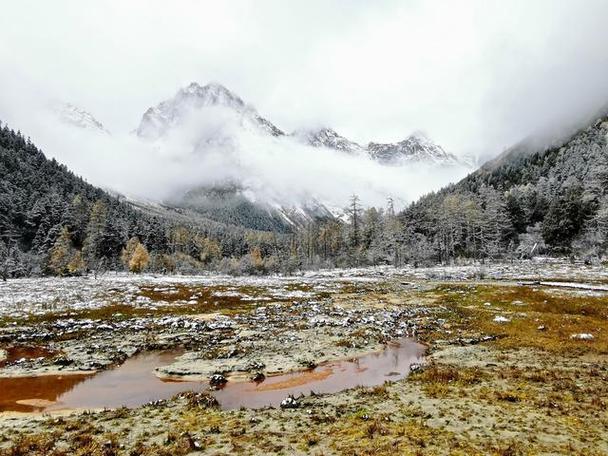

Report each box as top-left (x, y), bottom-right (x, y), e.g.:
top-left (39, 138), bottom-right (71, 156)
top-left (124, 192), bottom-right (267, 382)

top-left (294, 127), bottom-right (465, 166)
top-left (367, 132), bottom-right (461, 166)
top-left (124, 82), bottom-right (473, 230)
top-left (54, 102), bottom-right (110, 135)
top-left (135, 81), bottom-right (467, 167)
top-left (292, 127), bottom-right (366, 155)
top-left (135, 82), bottom-right (284, 140)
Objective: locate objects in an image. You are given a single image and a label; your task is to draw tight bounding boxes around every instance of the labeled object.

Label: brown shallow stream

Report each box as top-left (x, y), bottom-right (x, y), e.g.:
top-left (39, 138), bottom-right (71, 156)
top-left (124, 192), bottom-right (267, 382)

top-left (0, 339), bottom-right (424, 413)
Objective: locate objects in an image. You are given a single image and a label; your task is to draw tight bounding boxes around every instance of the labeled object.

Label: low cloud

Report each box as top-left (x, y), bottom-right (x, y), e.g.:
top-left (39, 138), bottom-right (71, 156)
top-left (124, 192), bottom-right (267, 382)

top-left (18, 104), bottom-right (470, 211)
top-left (1, 0), bottom-right (608, 192)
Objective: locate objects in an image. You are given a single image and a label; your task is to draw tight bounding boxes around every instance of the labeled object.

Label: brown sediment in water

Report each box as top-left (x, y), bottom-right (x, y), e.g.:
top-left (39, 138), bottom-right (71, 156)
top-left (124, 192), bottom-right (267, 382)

top-left (0, 351), bottom-right (200, 414)
top-left (0, 345), bottom-right (58, 368)
top-left (0, 339), bottom-right (425, 413)
top-left (0, 373), bottom-right (93, 413)
top-left (253, 367), bottom-right (334, 391)
top-left (213, 339), bottom-right (425, 409)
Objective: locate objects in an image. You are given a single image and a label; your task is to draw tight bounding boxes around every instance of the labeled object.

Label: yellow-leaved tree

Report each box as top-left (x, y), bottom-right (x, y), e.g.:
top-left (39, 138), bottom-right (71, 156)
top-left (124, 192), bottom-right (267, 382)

top-left (250, 247), bottom-right (264, 271)
top-left (67, 250), bottom-right (86, 275)
top-left (49, 226), bottom-right (85, 276)
top-left (121, 237), bottom-right (139, 269)
top-left (193, 235), bottom-right (222, 264)
top-left (121, 237), bottom-right (150, 273)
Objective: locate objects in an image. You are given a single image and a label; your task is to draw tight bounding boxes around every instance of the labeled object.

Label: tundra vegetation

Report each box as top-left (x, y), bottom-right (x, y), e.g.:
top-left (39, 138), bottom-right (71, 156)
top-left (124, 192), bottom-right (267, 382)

top-left (0, 262), bottom-right (606, 455)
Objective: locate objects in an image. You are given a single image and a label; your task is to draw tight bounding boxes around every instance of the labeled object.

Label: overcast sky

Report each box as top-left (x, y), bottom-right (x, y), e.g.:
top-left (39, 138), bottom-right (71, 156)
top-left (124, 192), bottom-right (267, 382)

top-left (1, 0), bottom-right (608, 160)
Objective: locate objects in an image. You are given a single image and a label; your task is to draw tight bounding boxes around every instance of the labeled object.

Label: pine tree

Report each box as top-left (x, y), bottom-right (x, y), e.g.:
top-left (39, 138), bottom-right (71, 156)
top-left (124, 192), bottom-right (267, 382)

top-left (348, 195), bottom-right (361, 247)
top-left (480, 186), bottom-right (512, 259)
top-left (0, 241), bottom-right (8, 281)
top-left (83, 200), bottom-right (108, 265)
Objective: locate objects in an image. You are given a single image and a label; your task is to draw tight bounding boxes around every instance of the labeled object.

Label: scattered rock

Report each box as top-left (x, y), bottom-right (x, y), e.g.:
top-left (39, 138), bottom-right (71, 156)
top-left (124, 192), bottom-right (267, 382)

top-left (409, 363), bottom-right (422, 373)
top-left (280, 395), bottom-right (299, 409)
top-left (493, 316), bottom-right (510, 323)
top-left (246, 361), bottom-right (266, 371)
top-left (182, 392), bottom-right (219, 409)
top-left (209, 373), bottom-right (228, 387)
top-left (53, 356), bottom-right (74, 366)
top-left (457, 335), bottom-right (498, 345)
top-left (570, 333), bottom-right (594, 340)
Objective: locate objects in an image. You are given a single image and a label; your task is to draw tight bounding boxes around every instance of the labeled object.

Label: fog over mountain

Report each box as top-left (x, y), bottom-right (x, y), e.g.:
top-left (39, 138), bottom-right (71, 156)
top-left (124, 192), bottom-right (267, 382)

top-left (17, 82), bottom-right (470, 213)
top-left (1, 0), bottom-right (608, 209)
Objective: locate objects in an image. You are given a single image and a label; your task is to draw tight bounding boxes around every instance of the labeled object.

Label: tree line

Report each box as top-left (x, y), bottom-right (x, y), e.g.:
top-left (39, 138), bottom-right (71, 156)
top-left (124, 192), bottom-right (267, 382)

top-left (1, 115), bottom-right (607, 278)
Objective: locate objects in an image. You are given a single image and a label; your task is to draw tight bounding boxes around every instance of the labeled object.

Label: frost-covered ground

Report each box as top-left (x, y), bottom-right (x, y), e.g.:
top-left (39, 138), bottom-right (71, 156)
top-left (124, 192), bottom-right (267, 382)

top-left (0, 265), bottom-right (430, 378)
top-left (0, 273), bottom-right (325, 320)
top-left (1, 258), bottom-right (606, 320)
top-left (0, 259), bottom-right (607, 454)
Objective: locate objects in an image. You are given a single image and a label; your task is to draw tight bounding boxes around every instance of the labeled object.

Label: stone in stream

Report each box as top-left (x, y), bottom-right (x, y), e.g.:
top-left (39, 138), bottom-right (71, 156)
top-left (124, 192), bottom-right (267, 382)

top-left (209, 373), bottom-right (228, 387)
top-left (280, 395), bottom-right (299, 409)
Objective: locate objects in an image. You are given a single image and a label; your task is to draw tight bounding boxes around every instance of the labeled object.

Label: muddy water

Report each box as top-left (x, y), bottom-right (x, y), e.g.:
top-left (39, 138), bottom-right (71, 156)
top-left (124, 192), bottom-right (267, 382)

top-left (214, 339), bottom-right (425, 409)
top-left (0, 345), bottom-right (58, 368)
top-left (0, 339), bottom-right (424, 413)
top-left (0, 373), bottom-right (95, 413)
top-left (0, 351), bottom-right (200, 413)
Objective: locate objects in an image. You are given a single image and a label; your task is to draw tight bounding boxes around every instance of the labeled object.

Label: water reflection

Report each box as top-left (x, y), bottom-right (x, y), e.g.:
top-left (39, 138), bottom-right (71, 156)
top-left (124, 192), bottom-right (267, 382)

top-left (0, 339), bottom-right (424, 413)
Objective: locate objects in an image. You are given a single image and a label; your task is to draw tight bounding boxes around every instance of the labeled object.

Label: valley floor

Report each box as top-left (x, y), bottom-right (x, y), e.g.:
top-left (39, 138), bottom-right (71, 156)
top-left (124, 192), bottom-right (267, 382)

top-left (0, 260), bottom-right (607, 455)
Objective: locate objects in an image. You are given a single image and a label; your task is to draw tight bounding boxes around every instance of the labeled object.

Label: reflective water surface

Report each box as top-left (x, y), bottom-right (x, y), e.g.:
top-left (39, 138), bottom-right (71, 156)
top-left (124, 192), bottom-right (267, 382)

top-left (0, 339), bottom-right (425, 412)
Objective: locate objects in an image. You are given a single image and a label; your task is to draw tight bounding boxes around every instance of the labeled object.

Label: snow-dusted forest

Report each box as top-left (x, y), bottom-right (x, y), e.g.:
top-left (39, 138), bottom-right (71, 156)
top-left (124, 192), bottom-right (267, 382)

top-left (2, 112), bottom-right (608, 278)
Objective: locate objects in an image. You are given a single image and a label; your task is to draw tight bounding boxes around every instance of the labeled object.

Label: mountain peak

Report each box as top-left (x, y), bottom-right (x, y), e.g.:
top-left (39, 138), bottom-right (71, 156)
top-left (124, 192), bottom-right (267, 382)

top-left (292, 127), bottom-right (365, 155)
top-left (136, 81), bottom-right (283, 139)
top-left (53, 102), bottom-right (110, 135)
top-left (177, 81), bottom-right (246, 109)
top-left (368, 133), bottom-right (462, 166)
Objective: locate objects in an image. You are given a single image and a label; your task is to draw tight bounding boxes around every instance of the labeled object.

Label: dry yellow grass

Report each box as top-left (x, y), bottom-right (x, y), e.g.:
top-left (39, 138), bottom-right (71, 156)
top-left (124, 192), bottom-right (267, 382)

top-left (429, 284), bottom-right (608, 354)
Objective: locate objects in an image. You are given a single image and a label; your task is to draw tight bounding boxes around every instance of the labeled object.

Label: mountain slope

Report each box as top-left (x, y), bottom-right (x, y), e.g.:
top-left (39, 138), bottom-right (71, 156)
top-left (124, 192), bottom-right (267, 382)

top-left (0, 122), bottom-right (157, 274)
top-left (402, 114), bottom-right (608, 258)
top-left (292, 127), bottom-right (366, 155)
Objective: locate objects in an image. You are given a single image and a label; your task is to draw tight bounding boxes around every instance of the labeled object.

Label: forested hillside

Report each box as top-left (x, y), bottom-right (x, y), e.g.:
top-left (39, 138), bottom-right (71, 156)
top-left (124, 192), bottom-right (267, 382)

top-left (0, 122), bottom-right (292, 277)
top-left (2, 111), bottom-right (608, 279)
top-left (399, 115), bottom-right (608, 261)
